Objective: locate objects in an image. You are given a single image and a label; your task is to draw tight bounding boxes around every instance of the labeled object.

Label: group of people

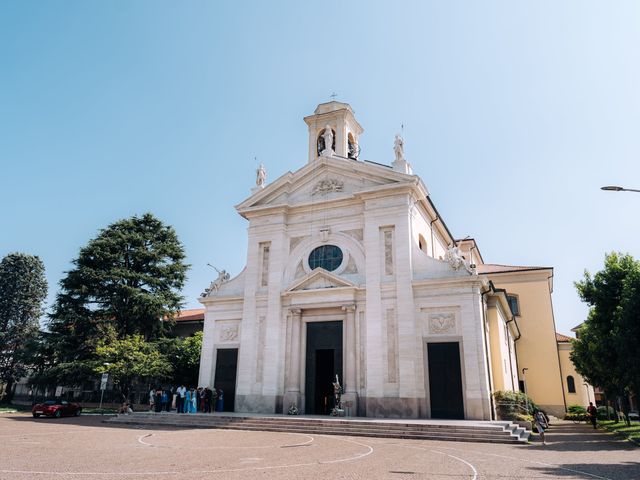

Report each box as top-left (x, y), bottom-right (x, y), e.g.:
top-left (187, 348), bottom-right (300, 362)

top-left (149, 386), bottom-right (224, 414)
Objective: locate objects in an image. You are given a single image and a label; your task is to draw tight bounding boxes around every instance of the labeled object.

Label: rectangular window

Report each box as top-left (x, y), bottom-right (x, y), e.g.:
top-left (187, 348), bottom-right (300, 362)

top-left (507, 294), bottom-right (520, 316)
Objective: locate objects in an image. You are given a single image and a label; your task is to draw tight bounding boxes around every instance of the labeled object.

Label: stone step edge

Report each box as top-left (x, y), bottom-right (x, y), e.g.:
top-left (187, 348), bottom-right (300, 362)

top-left (106, 419), bottom-right (526, 443)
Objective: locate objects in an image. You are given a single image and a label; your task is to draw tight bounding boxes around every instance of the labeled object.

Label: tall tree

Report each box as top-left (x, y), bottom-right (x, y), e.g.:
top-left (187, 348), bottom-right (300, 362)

top-left (0, 253), bottom-right (47, 402)
top-left (94, 332), bottom-right (173, 402)
top-left (47, 213), bottom-right (188, 373)
top-left (572, 252), bottom-right (640, 397)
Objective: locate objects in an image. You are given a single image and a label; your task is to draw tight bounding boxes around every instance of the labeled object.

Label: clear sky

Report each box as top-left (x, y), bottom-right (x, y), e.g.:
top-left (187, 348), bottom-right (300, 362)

top-left (2, 1), bottom-right (639, 336)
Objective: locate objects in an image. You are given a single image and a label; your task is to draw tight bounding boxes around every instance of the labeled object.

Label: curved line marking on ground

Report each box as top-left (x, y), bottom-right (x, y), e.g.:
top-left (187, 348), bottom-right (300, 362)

top-left (0, 434), bottom-right (374, 476)
top-left (437, 446), bottom-right (612, 480)
top-left (137, 431), bottom-right (315, 449)
top-left (431, 450), bottom-right (478, 480)
top-left (387, 443), bottom-right (477, 480)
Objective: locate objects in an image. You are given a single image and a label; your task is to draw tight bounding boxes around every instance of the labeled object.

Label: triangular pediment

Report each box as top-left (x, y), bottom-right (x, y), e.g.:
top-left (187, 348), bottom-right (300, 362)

top-left (236, 156), bottom-right (416, 214)
top-left (286, 268), bottom-right (357, 292)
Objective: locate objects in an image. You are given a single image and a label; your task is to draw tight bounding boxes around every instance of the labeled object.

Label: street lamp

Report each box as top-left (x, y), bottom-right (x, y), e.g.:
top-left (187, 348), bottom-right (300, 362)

top-left (601, 185), bottom-right (640, 193)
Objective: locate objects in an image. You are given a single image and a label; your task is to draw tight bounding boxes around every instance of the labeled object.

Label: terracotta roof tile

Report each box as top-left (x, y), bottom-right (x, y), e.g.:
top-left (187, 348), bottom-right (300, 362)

top-left (175, 308), bottom-right (205, 322)
top-left (476, 263), bottom-right (551, 274)
top-left (556, 332), bottom-right (574, 342)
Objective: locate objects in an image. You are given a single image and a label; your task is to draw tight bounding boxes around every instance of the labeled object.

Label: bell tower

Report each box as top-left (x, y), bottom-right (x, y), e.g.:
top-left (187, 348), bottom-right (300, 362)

top-left (303, 101), bottom-right (364, 163)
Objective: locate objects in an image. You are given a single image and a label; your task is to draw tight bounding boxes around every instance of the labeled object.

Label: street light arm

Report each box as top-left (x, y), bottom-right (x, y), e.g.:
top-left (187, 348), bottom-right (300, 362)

top-left (601, 186), bottom-right (640, 193)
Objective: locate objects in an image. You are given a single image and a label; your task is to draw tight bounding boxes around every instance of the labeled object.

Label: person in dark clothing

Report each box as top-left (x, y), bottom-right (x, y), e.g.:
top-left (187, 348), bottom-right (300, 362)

top-left (587, 402), bottom-right (598, 429)
top-left (204, 387), bottom-right (213, 413)
top-left (154, 387), bottom-right (163, 413)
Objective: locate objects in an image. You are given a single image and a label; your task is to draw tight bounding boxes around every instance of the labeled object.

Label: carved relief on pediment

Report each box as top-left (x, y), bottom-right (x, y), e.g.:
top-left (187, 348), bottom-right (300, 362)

top-left (428, 313), bottom-right (456, 335)
top-left (312, 178), bottom-right (344, 195)
top-left (217, 321), bottom-right (240, 343)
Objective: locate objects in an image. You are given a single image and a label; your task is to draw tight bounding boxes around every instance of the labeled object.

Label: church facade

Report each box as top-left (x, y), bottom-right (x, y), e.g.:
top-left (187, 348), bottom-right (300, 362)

top-left (198, 101), bottom-right (574, 419)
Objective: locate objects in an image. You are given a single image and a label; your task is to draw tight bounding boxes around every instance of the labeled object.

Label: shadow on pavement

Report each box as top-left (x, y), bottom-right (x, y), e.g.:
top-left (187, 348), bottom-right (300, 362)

top-left (3, 413), bottom-right (195, 432)
top-left (530, 462), bottom-right (640, 480)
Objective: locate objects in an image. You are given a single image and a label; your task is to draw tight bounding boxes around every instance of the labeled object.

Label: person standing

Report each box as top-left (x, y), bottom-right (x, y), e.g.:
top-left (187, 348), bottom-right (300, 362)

top-left (176, 385), bottom-right (185, 414)
top-left (587, 401), bottom-right (598, 429)
top-left (154, 387), bottom-right (163, 413)
top-left (216, 388), bottom-right (224, 412)
top-left (533, 409), bottom-right (547, 445)
top-left (204, 387), bottom-right (213, 413)
top-left (149, 388), bottom-right (155, 412)
top-left (190, 387), bottom-right (198, 413)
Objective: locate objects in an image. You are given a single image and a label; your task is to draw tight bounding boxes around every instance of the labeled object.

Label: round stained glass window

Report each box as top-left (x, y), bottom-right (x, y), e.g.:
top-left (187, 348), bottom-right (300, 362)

top-left (308, 245), bottom-right (343, 272)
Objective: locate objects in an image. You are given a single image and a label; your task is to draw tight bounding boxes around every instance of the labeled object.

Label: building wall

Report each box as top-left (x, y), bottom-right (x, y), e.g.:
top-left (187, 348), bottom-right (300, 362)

top-left (487, 271), bottom-right (567, 416)
top-left (558, 342), bottom-right (595, 409)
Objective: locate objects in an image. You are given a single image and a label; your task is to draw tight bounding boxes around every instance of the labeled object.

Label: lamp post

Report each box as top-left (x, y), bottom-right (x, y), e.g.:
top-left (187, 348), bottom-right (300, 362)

top-left (601, 185), bottom-right (640, 193)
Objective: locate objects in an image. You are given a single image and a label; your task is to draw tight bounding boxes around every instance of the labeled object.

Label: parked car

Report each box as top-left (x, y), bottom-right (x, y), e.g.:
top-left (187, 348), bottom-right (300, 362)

top-left (629, 411), bottom-right (639, 422)
top-left (32, 400), bottom-right (82, 418)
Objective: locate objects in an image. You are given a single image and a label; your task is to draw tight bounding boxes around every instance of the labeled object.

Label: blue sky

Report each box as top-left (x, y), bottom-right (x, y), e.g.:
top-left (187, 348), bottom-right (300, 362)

top-left (2, 1), bottom-right (639, 336)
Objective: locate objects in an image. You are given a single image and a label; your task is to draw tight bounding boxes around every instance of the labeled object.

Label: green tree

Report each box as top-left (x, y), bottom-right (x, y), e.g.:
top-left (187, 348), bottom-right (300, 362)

top-left (572, 252), bottom-right (640, 397)
top-left (94, 332), bottom-right (173, 401)
top-left (0, 253), bottom-right (47, 402)
top-left (160, 332), bottom-right (202, 386)
top-left (47, 213), bottom-right (188, 374)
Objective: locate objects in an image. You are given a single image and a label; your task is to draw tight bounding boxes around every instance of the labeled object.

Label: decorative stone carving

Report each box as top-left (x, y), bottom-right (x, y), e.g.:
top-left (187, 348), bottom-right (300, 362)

top-left (256, 163), bottom-right (266, 188)
top-left (201, 267), bottom-right (230, 297)
top-left (342, 256), bottom-right (358, 274)
top-left (445, 245), bottom-right (477, 275)
top-left (428, 313), bottom-right (456, 334)
top-left (393, 134), bottom-right (405, 162)
top-left (321, 125), bottom-right (334, 156)
top-left (313, 178), bottom-right (344, 195)
top-left (289, 235), bottom-right (307, 253)
top-left (219, 324), bottom-right (239, 342)
top-left (445, 245), bottom-right (464, 270)
top-left (343, 229), bottom-right (363, 242)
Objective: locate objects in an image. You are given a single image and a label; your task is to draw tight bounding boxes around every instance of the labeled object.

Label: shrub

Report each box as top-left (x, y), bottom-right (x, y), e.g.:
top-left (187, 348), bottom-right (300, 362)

top-left (493, 390), bottom-right (538, 420)
top-left (568, 404), bottom-right (587, 415)
top-left (565, 412), bottom-right (587, 421)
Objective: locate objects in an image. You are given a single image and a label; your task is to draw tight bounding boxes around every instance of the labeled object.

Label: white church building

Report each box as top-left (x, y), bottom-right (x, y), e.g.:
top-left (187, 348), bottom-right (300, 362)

top-left (198, 101), bottom-right (531, 420)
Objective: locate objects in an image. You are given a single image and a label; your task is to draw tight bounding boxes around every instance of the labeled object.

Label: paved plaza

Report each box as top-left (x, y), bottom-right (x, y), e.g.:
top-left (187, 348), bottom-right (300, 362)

top-left (0, 414), bottom-right (638, 479)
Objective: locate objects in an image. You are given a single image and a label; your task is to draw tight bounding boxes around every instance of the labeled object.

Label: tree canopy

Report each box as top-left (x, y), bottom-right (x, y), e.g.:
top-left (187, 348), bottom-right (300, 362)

top-left (0, 253), bottom-right (47, 401)
top-left (94, 331), bottom-right (173, 401)
top-left (46, 213), bottom-right (188, 382)
top-left (572, 252), bottom-right (640, 397)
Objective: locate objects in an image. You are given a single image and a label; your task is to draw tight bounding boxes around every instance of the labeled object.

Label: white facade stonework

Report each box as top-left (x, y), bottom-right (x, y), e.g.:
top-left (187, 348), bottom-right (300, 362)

top-left (199, 101), bottom-right (518, 420)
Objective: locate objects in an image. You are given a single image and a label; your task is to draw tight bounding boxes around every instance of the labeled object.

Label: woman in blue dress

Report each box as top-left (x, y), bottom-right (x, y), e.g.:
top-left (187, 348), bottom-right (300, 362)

top-left (184, 388), bottom-right (193, 413)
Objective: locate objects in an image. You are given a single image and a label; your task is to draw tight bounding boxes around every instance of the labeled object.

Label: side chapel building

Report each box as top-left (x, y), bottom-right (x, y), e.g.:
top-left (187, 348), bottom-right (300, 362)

top-left (198, 101), bottom-right (591, 419)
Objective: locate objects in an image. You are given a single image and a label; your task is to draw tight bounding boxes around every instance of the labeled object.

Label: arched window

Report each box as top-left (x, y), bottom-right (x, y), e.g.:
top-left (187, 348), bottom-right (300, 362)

top-left (567, 375), bottom-right (576, 393)
top-left (418, 234), bottom-right (428, 253)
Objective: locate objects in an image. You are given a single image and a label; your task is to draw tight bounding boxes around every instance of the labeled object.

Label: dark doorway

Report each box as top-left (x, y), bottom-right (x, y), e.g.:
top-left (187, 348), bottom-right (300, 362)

top-left (305, 321), bottom-right (342, 415)
top-left (427, 342), bottom-right (464, 419)
top-left (214, 348), bottom-right (238, 412)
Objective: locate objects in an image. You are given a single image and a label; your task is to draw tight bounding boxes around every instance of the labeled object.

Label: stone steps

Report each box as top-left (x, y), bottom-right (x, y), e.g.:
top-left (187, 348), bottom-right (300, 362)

top-left (107, 413), bottom-right (530, 444)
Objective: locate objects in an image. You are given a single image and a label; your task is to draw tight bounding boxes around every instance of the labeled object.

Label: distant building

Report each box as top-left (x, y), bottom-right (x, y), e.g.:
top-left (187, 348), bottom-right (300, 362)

top-left (197, 101), bottom-right (592, 419)
top-left (172, 308), bottom-right (205, 338)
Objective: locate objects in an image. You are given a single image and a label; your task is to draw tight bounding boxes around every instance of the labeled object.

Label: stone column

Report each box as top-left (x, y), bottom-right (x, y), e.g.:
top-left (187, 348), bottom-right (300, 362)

top-left (283, 308), bottom-right (302, 413)
top-left (342, 304), bottom-right (358, 415)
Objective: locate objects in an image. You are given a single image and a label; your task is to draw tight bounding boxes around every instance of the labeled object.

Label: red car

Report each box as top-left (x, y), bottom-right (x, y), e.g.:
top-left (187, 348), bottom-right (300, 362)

top-left (32, 400), bottom-right (82, 418)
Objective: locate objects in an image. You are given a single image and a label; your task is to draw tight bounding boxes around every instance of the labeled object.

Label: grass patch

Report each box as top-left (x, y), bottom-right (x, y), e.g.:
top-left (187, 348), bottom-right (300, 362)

top-left (81, 407), bottom-right (117, 414)
top-left (599, 420), bottom-right (640, 445)
top-left (0, 404), bottom-right (29, 413)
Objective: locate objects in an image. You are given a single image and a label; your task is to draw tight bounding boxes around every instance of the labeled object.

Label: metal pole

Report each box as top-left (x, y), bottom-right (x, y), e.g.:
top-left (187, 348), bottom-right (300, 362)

top-left (522, 368), bottom-right (529, 414)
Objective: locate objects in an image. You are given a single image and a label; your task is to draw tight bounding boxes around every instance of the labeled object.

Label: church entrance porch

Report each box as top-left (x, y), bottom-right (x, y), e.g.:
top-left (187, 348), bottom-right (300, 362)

top-left (304, 321), bottom-right (343, 415)
top-left (427, 342), bottom-right (464, 419)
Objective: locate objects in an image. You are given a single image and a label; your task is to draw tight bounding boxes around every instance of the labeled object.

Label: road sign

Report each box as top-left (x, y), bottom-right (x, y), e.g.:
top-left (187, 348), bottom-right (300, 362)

top-left (100, 373), bottom-right (108, 391)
